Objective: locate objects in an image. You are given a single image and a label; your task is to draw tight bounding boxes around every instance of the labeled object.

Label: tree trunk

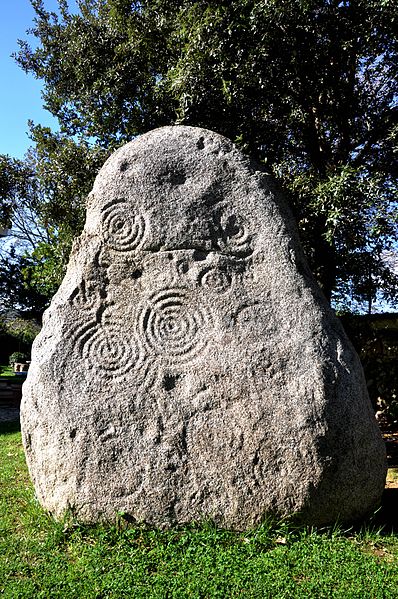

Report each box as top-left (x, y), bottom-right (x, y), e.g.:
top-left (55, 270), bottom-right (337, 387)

top-left (307, 218), bottom-right (337, 304)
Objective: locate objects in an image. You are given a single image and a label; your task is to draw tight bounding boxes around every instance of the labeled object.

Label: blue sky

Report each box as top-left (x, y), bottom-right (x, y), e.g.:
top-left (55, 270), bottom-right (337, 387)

top-left (0, 1), bottom-right (77, 159)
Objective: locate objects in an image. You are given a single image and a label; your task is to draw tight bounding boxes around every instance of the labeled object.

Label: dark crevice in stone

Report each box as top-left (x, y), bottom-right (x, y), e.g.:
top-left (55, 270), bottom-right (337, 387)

top-left (95, 303), bottom-right (108, 324)
top-left (192, 250), bottom-right (208, 261)
top-left (252, 450), bottom-right (260, 466)
top-left (203, 192), bottom-right (223, 207)
top-left (166, 463), bottom-right (178, 473)
top-left (143, 246), bottom-right (251, 260)
top-left (70, 287), bottom-right (80, 302)
top-left (120, 513), bottom-right (137, 523)
top-left (177, 261), bottom-right (189, 273)
top-left (163, 374), bottom-right (180, 391)
top-left (131, 268), bottom-right (143, 279)
top-left (224, 215), bottom-right (241, 238)
top-left (180, 424), bottom-right (188, 453)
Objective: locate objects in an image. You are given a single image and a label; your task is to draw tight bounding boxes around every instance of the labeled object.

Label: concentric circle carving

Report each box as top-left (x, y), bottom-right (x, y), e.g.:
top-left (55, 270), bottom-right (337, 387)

top-left (199, 267), bottom-right (231, 293)
top-left (137, 288), bottom-right (210, 363)
top-left (221, 214), bottom-right (251, 255)
top-left (101, 201), bottom-right (146, 251)
top-left (76, 322), bottom-right (141, 377)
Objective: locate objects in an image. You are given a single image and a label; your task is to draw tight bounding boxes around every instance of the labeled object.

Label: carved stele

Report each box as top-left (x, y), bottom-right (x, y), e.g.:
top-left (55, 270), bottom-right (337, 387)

top-left (21, 126), bottom-right (387, 528)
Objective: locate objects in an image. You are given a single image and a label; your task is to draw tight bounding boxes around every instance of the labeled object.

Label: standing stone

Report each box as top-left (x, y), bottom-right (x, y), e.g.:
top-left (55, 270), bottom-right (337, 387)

top-left (21, 126), bottom-right (386, 528)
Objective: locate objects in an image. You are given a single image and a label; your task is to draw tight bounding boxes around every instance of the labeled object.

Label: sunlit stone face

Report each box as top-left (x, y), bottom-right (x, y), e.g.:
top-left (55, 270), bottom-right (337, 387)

top-left (21, 126), bottom-right (387, 529)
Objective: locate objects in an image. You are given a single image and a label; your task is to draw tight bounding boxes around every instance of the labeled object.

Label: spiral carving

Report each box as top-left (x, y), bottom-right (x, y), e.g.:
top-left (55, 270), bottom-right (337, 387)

top-left (76, 322), bottom-right (140, 377)
top-left (101, 201), bottom-right (146, 252)
top-left (137, 288), bottom-right (210, 362)
top-left (199, 267), bottom-right (231, 293)
top-left (221, 214), bottom-right (251, 255)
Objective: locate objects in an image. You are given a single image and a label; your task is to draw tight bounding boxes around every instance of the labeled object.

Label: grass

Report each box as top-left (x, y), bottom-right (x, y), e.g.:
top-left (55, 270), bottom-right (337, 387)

top-left (0, 366), bottom-right (17, 379)
top-left (1, 421), bottom-right (398, 598)
top-left (0, 366), bottom-right (14, 377)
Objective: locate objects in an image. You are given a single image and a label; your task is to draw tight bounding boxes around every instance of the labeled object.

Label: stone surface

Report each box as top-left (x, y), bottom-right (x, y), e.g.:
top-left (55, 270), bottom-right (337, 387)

top-left (21, 125), bottom-right (387, 528)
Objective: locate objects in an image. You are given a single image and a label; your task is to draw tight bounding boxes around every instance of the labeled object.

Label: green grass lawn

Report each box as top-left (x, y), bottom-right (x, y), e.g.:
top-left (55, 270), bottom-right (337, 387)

top-left (0, 365), bottom-right (27, 382)
top-left (0, 366), bottom-right (16, 379)
top-left (1, 420), bottom-right (398, 598)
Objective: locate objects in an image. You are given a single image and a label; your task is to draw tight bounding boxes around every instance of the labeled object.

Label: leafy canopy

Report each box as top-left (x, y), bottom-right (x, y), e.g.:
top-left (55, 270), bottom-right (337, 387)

top-left (0, 126), bottom-right (107, 303)
top-left (2, 0), bottom-right (397, 310)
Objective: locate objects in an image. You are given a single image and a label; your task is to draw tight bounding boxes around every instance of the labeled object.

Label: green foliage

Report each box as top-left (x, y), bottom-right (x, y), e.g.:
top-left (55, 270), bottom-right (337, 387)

top-left (4, 316), bottom-right (40, 346)
top-left (0, 314), bottom-right (36, 366)
top-left (165, 0), bottom-right (398, 302)
top-left (0, 249), bottom-right (49, 317)
top-left (1, 426), bottom-right (398, 597)
top-left (289, 165), bottom-right (398, 311)
top-left (0, 125), bottom-right (107, 301)
top-left (8, 352), bottom-right (28, 366)
top-left (26, 125), bottom-right (107, 237)
top-left (0, 312), bottom-right (39, 365)
top-left (24, 127), bottom-right (107, 296)
top-left (342, 314), bottom-right (398, 424)
top-left (0, 155), bottom-right (37, 229)
top-left (2, 0), bottom-right (398, 306)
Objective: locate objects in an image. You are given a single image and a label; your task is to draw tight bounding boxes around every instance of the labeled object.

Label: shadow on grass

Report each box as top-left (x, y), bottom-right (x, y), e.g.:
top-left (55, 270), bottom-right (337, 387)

top-left (0, 419), bottom-right (21, 435)
top-left (373, 488), bottom-right (398, 534)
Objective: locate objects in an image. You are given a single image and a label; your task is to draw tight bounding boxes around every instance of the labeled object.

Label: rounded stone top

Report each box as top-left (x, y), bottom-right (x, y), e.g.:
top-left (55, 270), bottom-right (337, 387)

top-left (85, 125), bottom-right (287, 260)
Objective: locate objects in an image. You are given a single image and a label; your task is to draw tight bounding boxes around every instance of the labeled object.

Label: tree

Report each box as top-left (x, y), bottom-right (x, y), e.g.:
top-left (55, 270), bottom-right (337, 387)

top-left (10, 0), bottom-right (398, 308)
top-left (0, 154), bottom-right (38, 231)
top-left (0, 153), bottom-right (52, 314)
top-left (0, 249), bottom-right (48, 318)
top-left (0, 126), bottom-right (107, 300)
